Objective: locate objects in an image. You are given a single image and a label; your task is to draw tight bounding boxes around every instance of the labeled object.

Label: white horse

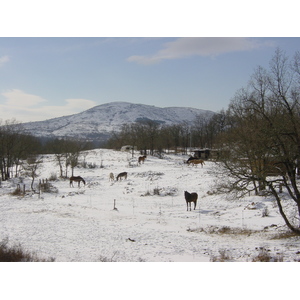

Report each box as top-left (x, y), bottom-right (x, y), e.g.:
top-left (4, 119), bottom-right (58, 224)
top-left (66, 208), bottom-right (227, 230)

top-left (109, 172), bottom-right (114, 181)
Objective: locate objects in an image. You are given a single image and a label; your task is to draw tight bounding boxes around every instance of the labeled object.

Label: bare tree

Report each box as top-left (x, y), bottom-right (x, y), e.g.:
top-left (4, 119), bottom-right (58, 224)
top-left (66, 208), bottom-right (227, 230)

top-left (23, 156), bottom-right (42, 191)
top-left (0, 119), bottom-right (40, 181)
top-left (217, 49), bottom-right (300, 234)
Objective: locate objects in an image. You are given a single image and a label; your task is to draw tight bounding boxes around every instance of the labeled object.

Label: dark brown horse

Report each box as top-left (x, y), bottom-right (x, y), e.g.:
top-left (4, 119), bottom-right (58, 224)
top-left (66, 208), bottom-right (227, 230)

top-left (184, 191), bottom-right (198, 211)
top-left (138, 155), bottom-right (147, 164)
top-left (116, 172), bottom-right (127, 181)
top-left (70, 176), bottom-right (86, 187)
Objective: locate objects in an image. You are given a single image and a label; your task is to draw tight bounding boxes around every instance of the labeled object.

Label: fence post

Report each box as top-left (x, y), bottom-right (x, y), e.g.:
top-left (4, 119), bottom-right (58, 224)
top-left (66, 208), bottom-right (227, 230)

top-left (38, 180), bottom-right (41, 198)
top-left (113, 199), bottom-right (118, 211)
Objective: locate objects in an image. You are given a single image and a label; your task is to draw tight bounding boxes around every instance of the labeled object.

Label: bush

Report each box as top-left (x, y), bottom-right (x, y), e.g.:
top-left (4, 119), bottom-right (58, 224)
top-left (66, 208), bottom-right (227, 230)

top-left (210, 249), bottom-right (232, 262)
top-left (0, 239), bottom-right (55, 262)
top-left (48, 172), bottom-right (58, 181)
top-left (153, 187), bottom-right (160, 195)
top-left (261, 206), bottom-right (270, 217)
top-left (11, 185), bottom-right (24, 196)
top-left (40, 180), bottom-right (58, 193)
top-left (252, 247), bottom-right (283, 262)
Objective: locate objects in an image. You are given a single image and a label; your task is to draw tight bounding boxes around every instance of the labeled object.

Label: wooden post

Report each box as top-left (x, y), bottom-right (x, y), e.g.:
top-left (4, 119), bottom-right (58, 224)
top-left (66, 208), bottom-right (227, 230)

top-left (38, 179), bottom-right (41, 198)
top-left (113, 199), bottom-right (118, 211)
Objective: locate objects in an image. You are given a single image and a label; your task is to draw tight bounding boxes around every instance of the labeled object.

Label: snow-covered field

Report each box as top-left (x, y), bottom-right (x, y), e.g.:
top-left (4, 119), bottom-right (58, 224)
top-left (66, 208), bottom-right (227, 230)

top-left (1, 148), bottom-right (300, 262)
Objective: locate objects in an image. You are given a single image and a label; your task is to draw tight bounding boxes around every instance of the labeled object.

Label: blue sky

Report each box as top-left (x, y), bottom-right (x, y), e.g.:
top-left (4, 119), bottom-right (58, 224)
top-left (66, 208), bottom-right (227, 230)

top-left (1, 37), bottom-right (300, 122)
top-left (0, 37), bottom-right (300, 122)
top-left (1, 1), bottom-right (299, 123)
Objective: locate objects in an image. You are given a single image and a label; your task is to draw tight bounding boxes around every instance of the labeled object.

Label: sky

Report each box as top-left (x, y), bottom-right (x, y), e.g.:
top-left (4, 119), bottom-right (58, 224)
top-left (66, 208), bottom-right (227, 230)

top-left (1, 3), bottom-right (299, 123)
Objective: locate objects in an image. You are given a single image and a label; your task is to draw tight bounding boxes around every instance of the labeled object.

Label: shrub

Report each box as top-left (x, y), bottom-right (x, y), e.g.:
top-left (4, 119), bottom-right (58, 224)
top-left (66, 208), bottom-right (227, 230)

top-left (153, 187), bottom-right (160, 195)
top-left (48, 172), bottom-right (58, 181)
top-left (252, 247), bottom-right (283, 262)
top-left (262, 206), bottom-right (270, 217)
top-left (11, 185), bottom-right (24, 196)
top-left (40, 180), bottom-right (58, 193)
top-left (0, 239), bottom-right (55, 262)
top-left (89, 162), bottom-right (97, 169)
top-left (210, 249), bottom-right (232, 262)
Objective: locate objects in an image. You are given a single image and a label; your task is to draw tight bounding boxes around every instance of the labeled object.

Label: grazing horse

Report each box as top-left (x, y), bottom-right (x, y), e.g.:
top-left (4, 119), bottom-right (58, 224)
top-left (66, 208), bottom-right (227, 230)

top-left (188, 159), bottom-right (205, 168)
top-left (184, 191), bottom-right (198, 211)
top-left (70, 176), bottom-right (86, 187)
top-left (116, 172), bottom-right (127, 181)
top-left (186, 157), bottom-right (197, 163)
top-left (109, 172), bottom-right (114, 181)
top-left (138, 155), bottom-right (147, 164)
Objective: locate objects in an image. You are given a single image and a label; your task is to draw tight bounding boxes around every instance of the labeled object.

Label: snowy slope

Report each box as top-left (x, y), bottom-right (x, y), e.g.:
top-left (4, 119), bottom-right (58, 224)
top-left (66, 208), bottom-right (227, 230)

top-left (1, 149), bottom-right (300, 262)
top-left (21, 102), bottom-right (214, 140)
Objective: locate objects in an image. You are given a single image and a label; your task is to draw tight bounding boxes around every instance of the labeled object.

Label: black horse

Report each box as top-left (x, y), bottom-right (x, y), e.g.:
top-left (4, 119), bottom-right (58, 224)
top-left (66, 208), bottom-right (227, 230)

top-left (184, 191), bottom-right (198, 211)
top-left (70, 176), bottom-right (86, 187)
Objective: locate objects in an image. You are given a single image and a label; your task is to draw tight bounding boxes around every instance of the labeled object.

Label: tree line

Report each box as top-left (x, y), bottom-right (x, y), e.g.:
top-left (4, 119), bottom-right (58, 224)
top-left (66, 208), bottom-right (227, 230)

top-left (106, 112), bottom-right (226, 155)
top-left (0, 120), bottom-right (93, 182)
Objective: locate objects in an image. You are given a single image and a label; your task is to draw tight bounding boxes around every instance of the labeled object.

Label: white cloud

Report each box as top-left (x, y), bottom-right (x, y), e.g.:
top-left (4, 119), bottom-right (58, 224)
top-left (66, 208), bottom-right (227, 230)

top-left (2, 89), bottom-right (47, 107)
top-left (0, 55), bottom-right (10, 67)
top-left (0, 89), bottom-right (97, 122)
top-left (127, 37), bottom-right (273, 65)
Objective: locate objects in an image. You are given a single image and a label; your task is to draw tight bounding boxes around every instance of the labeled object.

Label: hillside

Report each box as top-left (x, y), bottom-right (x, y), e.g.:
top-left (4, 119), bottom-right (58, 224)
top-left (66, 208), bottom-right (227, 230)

top-left (21, 101), bottom-right (214, 141)
top-left (0, 148), bottom-right (298, 262)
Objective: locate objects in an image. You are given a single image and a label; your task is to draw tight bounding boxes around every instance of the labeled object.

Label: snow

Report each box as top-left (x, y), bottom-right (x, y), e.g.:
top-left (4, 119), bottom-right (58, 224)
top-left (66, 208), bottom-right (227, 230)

top-left (22, 101), bottom-right (214, 139)
top-left (1, 148), bottom-right (300, 263)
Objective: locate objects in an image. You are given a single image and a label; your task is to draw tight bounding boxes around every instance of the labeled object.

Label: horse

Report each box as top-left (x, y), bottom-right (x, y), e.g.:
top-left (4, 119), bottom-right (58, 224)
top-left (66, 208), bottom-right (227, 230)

top-left (109, 172), bottom-right (114, 181)
top-left (138, 155), bottom-right (147, 164)
top-left (116, 172), bottom-right (127, 181)
top-left (70, 176), bottom-right (86, 187)
top-left (186, 157), bottom-right (197, 163)
top-left (187, 159), bottom-right (205, 167)
top-left (184, 191), bottom-right (198, 211)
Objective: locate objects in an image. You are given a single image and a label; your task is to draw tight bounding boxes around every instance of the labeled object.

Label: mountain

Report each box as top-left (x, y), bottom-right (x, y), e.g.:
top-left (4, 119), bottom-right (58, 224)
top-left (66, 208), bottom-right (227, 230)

top-left (21, 101), bottom-right (215, 142)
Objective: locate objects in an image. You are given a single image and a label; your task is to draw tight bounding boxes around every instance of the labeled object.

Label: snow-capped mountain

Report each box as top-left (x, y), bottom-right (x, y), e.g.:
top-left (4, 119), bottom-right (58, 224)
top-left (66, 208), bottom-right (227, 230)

top-left (22, 101), bottom-right (214, 141)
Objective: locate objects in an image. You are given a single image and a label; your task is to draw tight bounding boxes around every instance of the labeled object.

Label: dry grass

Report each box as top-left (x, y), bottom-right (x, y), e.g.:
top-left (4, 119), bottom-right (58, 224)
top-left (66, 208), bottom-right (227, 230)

top-left (187, 225), bottom-right (259, 236)
top-left (210, 249), bottom-right (233, 262)
top-left (270, 230), bottom-right (300, 240)
top-left (252, 247), bottom-right (284, 262)
top-left (0, 239), bottom-right (55, 262)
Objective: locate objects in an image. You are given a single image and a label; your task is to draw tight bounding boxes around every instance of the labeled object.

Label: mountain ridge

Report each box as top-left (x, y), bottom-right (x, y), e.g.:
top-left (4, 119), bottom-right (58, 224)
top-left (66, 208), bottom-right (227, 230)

top-left (22, 101), bottom-right (215, 142)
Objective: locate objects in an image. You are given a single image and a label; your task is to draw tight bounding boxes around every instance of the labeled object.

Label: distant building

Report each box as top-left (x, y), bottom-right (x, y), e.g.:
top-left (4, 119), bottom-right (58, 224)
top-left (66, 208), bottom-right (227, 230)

top-left (121, 145), bottom-right (137, 152)
top-left (192, 149), bottom-right (219, 160)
